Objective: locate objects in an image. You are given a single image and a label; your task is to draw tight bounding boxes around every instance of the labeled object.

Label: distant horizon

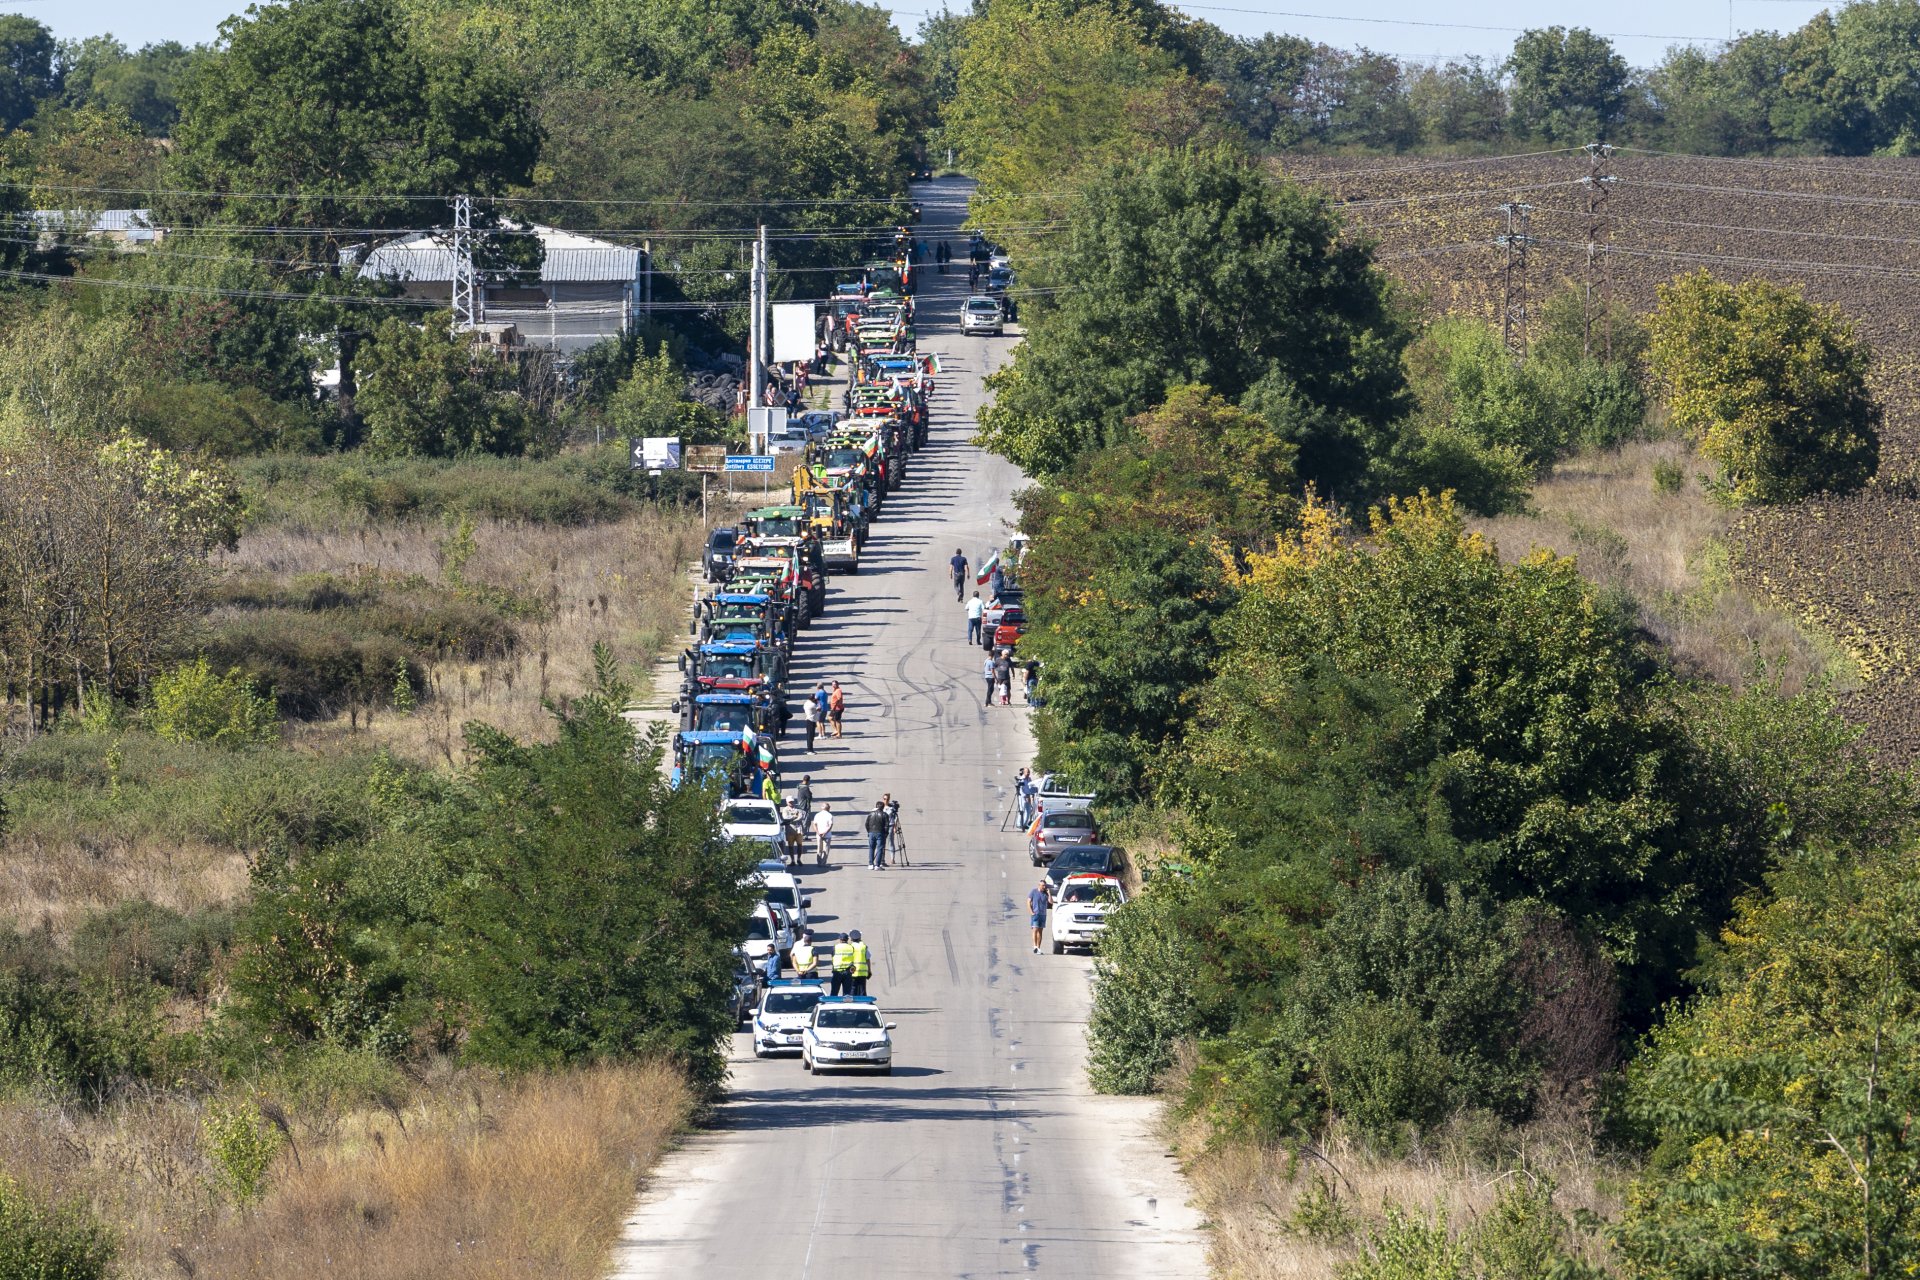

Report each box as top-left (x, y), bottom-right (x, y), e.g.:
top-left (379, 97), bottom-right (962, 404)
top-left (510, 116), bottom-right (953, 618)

top-left (30, 0), bottom-right (1831, 71)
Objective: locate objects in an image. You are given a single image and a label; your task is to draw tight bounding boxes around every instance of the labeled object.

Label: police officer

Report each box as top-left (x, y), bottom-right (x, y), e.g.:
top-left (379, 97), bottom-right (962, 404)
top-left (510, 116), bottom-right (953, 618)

top-left (791, 930), bottom-right (818, 980)
top-left (847, 929), bottom-right (872, 997)
top-left (831, 934), bottom-right (855, 997)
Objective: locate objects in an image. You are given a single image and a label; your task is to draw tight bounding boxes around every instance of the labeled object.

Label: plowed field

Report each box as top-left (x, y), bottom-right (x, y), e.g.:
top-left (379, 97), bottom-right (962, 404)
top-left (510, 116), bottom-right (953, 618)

top-left (1282, 150), bottom-right (1920, 762)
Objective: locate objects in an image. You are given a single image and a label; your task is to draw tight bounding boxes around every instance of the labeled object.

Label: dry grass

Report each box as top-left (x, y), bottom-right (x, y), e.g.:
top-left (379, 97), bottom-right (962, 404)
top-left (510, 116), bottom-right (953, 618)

top-left (0, 833), bottom-right (248, 941)
top-left (225, 505), bottom-right (711, 761)
top-left (1470, 440), bottom-right (1843, 693)
top-left (1162, 1056), bottom-right (1622, 1278)
top-left (0, 1060), bottom-right (692, 1280)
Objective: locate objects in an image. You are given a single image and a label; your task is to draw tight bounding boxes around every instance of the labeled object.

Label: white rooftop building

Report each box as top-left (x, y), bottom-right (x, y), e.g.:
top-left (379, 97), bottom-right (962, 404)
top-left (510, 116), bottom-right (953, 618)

top-left (358, 224), bottom-right (650, 354)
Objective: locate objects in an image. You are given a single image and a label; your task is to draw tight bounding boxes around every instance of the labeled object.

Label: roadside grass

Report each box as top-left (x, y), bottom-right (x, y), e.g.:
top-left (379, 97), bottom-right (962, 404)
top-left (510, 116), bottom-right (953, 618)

top-left (0, 1058), bottom-right (692, 1280)
top-left (1161, 1054), bottom-right (1622, 1278)
top-left (1469, 439), bottom-right (1843, 692)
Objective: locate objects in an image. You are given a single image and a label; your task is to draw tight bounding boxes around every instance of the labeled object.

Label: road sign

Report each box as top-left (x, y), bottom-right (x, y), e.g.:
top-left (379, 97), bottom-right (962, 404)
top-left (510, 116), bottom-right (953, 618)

top-left (683, 445), bottom-right (727, 472)
top-left (724, 455), bottom-right (777, 473)
top-left (633, 436), bottom-right (680, 471)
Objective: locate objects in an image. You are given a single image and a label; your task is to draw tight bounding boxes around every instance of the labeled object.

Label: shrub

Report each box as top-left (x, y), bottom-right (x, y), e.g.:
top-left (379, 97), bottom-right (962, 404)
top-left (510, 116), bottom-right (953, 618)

top-left (201, 1099), bottom-right (283, 1205)
top-left (1649, 270), bottom-right (1880, 504)
top-left (0, 952), bottom-right (162, 1100)
top-left (1087, 877), bottom-right (1220, 1093)
top-left (202, 612), bottom-right (421, 719)
top-left (0, 1174), bottom-right (116, 1280)
top-left (1651, 457), bottom-right (1685, 493)
top-left (68, 899), bottom-right (236, 998)
top-left (147, 658), bottom-right (278, 748)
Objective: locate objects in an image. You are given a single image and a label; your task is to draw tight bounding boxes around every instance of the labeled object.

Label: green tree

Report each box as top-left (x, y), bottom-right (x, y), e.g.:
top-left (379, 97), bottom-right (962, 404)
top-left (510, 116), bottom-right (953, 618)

top-left (605, 347), bottom-right (727, 446)
top-left (0, 305), bottom-right (140, 448)
top-left (1648, 271), bottom-right (1880, 504)
top-left (59, 37), bottom-right (201, 135)
top-left (147, 659), bottom-right (278, 750)
top-left (976, 147), bottom-right (1407, 483)
top-left (1615, 842), bottom-right (1920, 1278)
top-left (1406, 57), bottom-right (1508, 147)
top-left (0, 16), bottom-right (54, 132)
top-left (433, 697), bottom-right (759, 1086)
top-left (0, 1173), bottom-right (116, 1280)
top-left (356, 312), bottom-right (531, 458)
top-left (1506, 26), bottom-right (1628, 143)
top-left (167, 0), bottom-right (538, 252)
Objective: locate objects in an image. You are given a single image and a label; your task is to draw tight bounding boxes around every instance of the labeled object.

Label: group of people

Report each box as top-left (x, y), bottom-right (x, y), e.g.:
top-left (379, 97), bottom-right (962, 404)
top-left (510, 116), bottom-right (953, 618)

top-left (982, 649), bottom-right (1037, 707)
top-left (768, 781), bottom-right (901, 873)
top-left (800, 680), bottom-right (847, 751)
top-left (780, 928), bottom-right (872, 997)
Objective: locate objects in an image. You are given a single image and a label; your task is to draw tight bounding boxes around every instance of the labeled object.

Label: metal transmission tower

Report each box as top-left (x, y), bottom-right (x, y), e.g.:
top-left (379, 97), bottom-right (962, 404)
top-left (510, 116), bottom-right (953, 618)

top-left (450, 194), bottom-right (481, 332)
top-left (1497, 200), bottom-right (1534, 360)
top-left (1581, 142), bottom-right (1617, 360)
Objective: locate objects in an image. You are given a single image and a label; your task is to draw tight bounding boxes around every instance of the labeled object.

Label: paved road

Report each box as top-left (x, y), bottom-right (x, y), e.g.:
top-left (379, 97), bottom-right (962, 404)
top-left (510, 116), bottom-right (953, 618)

top-left (610, 178), bottom-right (1205, 1280)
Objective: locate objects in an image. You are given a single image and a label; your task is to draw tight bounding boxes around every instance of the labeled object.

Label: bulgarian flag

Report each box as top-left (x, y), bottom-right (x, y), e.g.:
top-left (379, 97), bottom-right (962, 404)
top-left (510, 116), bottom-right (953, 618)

top-left (922, 353), bottom-right (942, 375)
top-left (863, 436), bottom-right (879, 457)
top-left (975, 550), bottom-right (1001, 586)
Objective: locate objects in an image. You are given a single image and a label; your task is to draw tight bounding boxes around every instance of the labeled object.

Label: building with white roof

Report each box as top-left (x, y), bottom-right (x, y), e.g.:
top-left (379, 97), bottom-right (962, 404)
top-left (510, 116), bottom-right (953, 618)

top-left (358, 224), bottom-right (650, 354)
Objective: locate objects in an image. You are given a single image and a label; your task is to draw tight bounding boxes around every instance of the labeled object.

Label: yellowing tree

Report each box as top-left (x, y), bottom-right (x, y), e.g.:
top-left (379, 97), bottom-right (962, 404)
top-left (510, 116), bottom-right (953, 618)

top-left (1648, 271), bottom-right (1880, 504)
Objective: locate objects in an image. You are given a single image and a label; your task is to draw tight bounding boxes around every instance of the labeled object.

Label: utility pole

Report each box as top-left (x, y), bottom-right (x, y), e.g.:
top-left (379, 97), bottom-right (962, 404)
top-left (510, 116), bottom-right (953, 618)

top-left (451, 194), bottom-right (480, 332)
top-left (748, 231), bottom-right (764, 414)
top-left (1581, 142), bottom-right (1617, 362)
top-left (757, 223), bottom-right (771, 394)
top-left (642, 237), bottom-right (652, 321)
top-left (1497, 200), bottom-right (1534, 361)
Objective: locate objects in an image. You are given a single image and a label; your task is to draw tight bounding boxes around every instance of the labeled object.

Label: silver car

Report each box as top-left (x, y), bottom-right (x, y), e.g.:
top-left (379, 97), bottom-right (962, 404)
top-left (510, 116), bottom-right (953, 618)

top-left (960, 295), bottom-right (1003, 335)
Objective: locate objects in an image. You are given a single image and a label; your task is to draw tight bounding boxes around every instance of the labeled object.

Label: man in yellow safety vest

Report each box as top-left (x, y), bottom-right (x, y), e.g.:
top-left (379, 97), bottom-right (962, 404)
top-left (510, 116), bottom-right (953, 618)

top-left (831, 936), bottom-right (855, 997)
top-left (847, 929), bottom-right (872, 997)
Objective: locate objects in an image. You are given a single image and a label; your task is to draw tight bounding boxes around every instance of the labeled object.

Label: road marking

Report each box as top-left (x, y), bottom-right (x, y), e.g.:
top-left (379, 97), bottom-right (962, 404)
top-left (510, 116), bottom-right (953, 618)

top-left (798, 1116), bottom-right (840, 1280)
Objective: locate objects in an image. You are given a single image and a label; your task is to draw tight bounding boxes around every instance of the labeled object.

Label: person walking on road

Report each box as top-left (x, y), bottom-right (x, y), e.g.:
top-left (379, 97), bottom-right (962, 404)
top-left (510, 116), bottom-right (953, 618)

top-left (1030, 878), bottom-right (1050, 953)
top-left (994, 649), bottom-right (1014, 706)
top-left (796, 775), bottom-right (814, 824)
top-left (966, 591), bottom-right (984, 644)
top-left (1015, 768), bottom-right (1035, 827)
top-left (1024, 659), bottom-right (1041, 705)
top-left (830, 934), bottom-right (854, 997)
top-left (983, 651), bottom-right (997, 706)
top-left (949, 548), bottom-right (969, 601)
top-left (828, 681), bottom-right (846, 738)
top-left (811, 803), bottom-right (834, 866)
top-left (865, 800), bottom-right (889, 869)
top-left (813, 682), bottom-right (830, 726)
top-left (847, 929), bottom-right (872, 996)
top-left (802, 694), bottom-right (821, 752)
top-left (779, 797), bottom-right (805, 866)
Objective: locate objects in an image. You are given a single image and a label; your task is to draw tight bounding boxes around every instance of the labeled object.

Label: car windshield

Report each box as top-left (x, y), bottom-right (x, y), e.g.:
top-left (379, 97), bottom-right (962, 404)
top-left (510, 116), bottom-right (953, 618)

top-left (967, 300), bottom-right (998, 313)
top-left (765, 991), bottom-right (821, 1015)
top-left (1046, 812), bottom-right (1094, 830)
top-left (701, 656), bottom-right (755, 679)
top-left (816, 1008), bottom-right (882, 1029)
top-left (729, 801), bottom-right (777, 825)
top-left (826, 448), bottom-right (864, 469)
top-left (691, 744), bottom-right (737, 770)
top-left (710, 529), bottom-right (735, 548)
top-left (1052, 851), bottom-right (1112, 874)
top-left (697, 705), bottom-right (755, 732)
top-left (754, 515), bottom-right (801, 537)
top-left (763, 885), bottom-right (798, 909)
top-left (745, 917), bottom-right (771, 941)
top-left (1061, 882), bottom-right (1117, 904)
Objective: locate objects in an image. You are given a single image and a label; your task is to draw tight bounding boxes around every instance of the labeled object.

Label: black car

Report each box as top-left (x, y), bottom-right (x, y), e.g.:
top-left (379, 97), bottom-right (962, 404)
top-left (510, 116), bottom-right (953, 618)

top-left (704, 527), bottom-right (738, 581)
top-left (1044, 845), bottom-right (1123, 897)
top-left (729, 952), bottom-right (760, 1025)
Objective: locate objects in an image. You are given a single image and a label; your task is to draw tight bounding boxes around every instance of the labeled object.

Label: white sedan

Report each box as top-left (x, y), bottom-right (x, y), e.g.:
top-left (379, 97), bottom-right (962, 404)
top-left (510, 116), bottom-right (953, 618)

top-left (801, 997), bottom-right (895, 1075)
top-left (722, 797), bottom-right (784, 843)
top-left (1049, 875), bottom-right (1126, 953)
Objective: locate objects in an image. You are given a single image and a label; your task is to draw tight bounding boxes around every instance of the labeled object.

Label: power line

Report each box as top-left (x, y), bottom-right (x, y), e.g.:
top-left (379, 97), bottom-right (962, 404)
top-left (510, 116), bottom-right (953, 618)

top-left (1337, 179), bottom-right (1585, 209)
top-left (1617, 178), bottom-right (1920, 210)
top-left (1527, 204), bottom-right (1920, 251)
top-left (1615, 146), bottom-right (1920, 184)
top-left (1295, 147), bottom-right (1583, 183)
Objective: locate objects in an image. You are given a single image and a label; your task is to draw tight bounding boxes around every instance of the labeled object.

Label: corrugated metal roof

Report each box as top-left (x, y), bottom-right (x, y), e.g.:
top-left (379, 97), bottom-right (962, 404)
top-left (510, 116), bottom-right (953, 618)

top-left (31, 208), bottom-right (157, 234)
top-left (360, 228), bottom-right (642, 285)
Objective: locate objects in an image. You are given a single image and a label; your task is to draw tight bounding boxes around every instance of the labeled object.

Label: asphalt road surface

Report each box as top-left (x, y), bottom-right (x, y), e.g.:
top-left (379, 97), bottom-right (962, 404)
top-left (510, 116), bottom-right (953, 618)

top-left (608, 179), bottom-right (1205, 1279)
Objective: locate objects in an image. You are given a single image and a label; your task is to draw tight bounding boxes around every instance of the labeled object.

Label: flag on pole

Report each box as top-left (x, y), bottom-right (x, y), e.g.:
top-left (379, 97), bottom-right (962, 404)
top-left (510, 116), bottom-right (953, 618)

top-left (974, 550), bottom-right (1001, 586)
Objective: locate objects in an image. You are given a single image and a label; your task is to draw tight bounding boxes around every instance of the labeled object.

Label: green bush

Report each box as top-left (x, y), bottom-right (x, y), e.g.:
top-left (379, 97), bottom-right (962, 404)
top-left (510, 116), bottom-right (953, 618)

top-left (201, 612), bottom-right (423, 719)
top-left (0, 948), bottom-right (162, 1100)
top-left (0, 1175), bottom-right (116, 1280)
top-left (200, 1099), bottom-right (282, 1205)
top-left (237, 452), bottom-right (637, 527)
top-left (1340, 1207), bottom-right (1469, 1280)
top-left (68, 900), bottom-right (235, 999)
top-left (1087, 877), bottom-right (1221, 1093)
top-left (147, 658), bottom-right (278, 749)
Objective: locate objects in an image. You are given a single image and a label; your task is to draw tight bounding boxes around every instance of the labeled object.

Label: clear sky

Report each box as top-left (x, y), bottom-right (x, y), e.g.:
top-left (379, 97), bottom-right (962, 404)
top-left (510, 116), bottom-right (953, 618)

top-left (34, 0), bottom-right (1831, 68)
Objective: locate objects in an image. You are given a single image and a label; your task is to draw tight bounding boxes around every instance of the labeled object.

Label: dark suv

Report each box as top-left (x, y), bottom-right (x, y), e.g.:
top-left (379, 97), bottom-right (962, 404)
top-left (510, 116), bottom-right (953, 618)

top-left (704, 527), bottom-right (738, 581)
top-left (1044, 845), bottom-right (1123, 897)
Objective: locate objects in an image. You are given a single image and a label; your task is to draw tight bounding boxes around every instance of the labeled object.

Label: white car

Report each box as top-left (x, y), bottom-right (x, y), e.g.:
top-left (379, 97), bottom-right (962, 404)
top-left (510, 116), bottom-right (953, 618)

top-left (960, 295), bottom-right (1003, 335)
top-left (1049, 875), bottom-right (1126, 953)
top-left (801, 996), bottom-right (895, 1075)
top-left (752, 978), bottom-right (827, 1056)
top-left (722, 797), bottom-right (784, 843)
top-left (749, 858), bottom-right (812, 932)
top-left (742, 900), bottom-right (795, 967)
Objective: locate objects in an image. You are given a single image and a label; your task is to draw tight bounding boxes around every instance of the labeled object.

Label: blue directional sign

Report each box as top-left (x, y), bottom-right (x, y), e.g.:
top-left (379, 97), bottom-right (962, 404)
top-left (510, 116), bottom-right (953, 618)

top-left (724, 455), bottom-right (777, 472)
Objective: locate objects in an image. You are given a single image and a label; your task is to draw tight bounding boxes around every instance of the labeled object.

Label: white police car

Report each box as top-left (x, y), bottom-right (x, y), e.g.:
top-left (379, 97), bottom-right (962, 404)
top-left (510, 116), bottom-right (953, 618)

top-left (801, 995), bottom-right (895, 1075)
top-left (752, 978), bottom-right (827, 1057)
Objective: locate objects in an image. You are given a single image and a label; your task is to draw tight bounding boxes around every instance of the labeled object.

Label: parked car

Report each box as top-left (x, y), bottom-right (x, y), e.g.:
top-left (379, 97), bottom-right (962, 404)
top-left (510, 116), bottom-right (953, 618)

top-left (802, 995), bottom-right (895, 1075)
top-left (722, 797), bottom-right (784, 844)
top-left (960, 295), bottom-right (1003, 336)
top-left (1044, 845), bottom-right (1124, 896)
top-left (704, 527), bottom-right (738, 581)
top-left (1048, 874), bottom-right (1127, 953)
top-left (752, 977), bottom-right (827, 1057)
top-left (751, 858), bottom-right (813, 932)
top-left (1028, 809), bottom-right (1101, 864)
top-left (729, 951), bottom-right (761, 1025)
top-left (742, 900), bottom-right (795, 968)
top-left (988, 604), bottom-right (1027, 649)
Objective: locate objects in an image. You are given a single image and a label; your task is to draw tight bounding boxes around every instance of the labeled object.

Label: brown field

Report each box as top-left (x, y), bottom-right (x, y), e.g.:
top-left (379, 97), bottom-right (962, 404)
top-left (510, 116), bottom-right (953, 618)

top-left (0, 1059), bottom-right (691, 1280)
top-left (1283, 149), bottom-right (1920, 762)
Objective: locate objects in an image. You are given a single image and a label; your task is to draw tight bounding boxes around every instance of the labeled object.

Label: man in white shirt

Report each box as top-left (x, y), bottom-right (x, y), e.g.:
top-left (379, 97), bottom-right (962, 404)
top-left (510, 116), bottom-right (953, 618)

top-left (966, 591), bottom-right (985, 644)
top-left (810, 803), bottom-right (835, 866)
